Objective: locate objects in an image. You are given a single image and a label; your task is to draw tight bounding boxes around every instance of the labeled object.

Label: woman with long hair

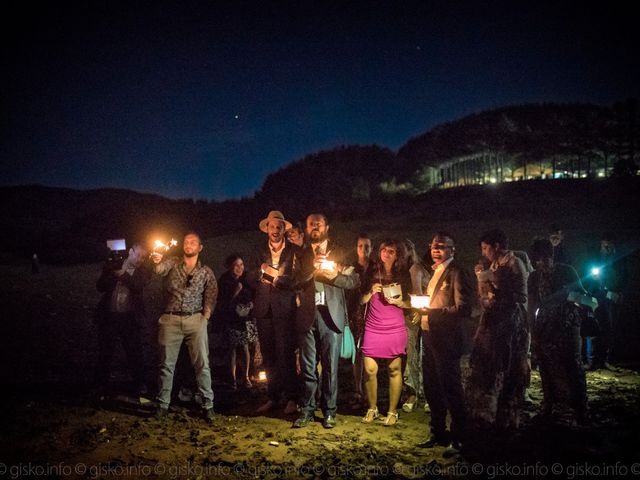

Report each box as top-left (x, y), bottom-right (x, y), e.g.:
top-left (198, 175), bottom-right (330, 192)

top-left (216, 254), bottom-right (257, 390)
top-left (467, 229), bottom-right (529, 430)
top-left (402, 239), bottom-right (431, 412)
top-left (360, 239), bottom-right (411, 426)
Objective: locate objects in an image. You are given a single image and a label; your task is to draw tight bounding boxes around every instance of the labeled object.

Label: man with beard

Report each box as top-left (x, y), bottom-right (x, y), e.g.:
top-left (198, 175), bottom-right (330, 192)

top-left (150, 232), bottom-right (218, 422)
top-left (293, 213), bottom-right (360, 428)
top-left (251, 211), bottom-right (301, 415)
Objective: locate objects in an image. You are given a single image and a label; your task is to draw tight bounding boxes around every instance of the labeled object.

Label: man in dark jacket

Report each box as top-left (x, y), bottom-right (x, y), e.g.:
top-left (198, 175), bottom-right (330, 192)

top-left (293, 213), bottom-right (360, 429)
top-left (417, 232), bottom-right (472, 451)
top-left (250, 211), bottom-right (302, 415)
top-left (95, 241), bottom-right (151, 395)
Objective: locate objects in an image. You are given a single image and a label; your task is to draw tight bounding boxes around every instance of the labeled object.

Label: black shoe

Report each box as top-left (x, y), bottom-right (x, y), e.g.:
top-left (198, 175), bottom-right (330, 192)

top-left (153, 407), bottom-right (169, 421)
top-left (443, 441), bottom-right (463, 458)
top-left (293, 415), bottom-right (313, 428)
top-left (322, 415), bottom-right (337, 429)
top-left (417, 435), bottom-right (449, 448)
top-left (203, 407), bottom-right (215, 423)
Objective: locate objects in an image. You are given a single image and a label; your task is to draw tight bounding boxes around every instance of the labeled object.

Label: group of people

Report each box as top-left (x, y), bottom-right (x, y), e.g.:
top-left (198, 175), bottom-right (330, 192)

top-left (93, 213), bottom-right (624, 452)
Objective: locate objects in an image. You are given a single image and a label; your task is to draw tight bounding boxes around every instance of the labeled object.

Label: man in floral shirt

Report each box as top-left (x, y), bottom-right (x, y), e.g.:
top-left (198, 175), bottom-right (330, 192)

top-left (151, 231), bottom-right (218, 422)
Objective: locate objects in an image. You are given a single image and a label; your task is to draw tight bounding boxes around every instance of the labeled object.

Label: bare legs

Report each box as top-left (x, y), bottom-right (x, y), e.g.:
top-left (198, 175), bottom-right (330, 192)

top-left (363, 355), bottom-right (403, 414)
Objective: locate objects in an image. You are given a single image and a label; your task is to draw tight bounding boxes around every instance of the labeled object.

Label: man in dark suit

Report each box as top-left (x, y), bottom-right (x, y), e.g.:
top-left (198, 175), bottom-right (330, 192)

top-left (95, 241), bottom-right (151, 395)
top-left (417, 232), bottom-right (472, 451)
top-left (250, 210), bottom-right (301, 415)
top-left (293, 213), bottom-right (360, 428)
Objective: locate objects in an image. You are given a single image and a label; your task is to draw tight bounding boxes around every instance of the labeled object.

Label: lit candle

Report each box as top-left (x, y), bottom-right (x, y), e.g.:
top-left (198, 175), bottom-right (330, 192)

top-left (410, 295), bottom-right (431, 309)
top-left (319, 259), bottom-right (336, 271)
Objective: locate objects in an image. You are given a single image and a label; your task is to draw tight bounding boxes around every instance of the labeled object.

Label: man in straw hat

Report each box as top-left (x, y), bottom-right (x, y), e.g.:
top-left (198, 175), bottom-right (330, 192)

top-left (250, 211), bottom-right (302, 415)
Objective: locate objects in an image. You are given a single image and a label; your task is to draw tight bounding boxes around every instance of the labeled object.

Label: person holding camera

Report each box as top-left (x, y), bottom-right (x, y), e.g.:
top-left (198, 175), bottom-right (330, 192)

top-left (151, 231), bottom-right (218, 422)
top-left (94, 241), bottom-right (151, 396)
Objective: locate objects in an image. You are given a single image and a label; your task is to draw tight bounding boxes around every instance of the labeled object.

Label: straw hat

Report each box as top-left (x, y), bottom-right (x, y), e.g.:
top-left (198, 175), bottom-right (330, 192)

top-left (259, 210), bottom-right (292, 233)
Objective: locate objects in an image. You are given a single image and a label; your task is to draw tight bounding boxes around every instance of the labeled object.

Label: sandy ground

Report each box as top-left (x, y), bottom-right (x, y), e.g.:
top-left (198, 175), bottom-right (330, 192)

top-left (1, 264), bottom-right (640, 479)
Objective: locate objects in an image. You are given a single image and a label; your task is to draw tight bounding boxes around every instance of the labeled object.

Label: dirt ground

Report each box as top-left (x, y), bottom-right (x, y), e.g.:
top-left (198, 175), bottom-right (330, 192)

top-left (1, 265), bottom-right (640, 479)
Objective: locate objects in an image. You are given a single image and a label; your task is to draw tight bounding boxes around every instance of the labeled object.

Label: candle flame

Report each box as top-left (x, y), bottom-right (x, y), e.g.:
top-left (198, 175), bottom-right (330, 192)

top-left (410, 295), bottom-right (430, 309)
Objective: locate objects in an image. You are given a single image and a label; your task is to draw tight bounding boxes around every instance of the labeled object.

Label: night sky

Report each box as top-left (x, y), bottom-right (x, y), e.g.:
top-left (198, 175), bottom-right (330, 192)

top-left (2, 1), bottom-right (638, 200)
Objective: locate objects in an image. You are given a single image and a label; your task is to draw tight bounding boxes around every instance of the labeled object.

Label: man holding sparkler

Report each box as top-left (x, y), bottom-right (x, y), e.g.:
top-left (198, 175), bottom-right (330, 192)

top-left (293, 213), bottom-right (360, 429)
top-left (416, 232), bottom-right (472, 451)
top-left (150, 232), bottom-right (218, 422)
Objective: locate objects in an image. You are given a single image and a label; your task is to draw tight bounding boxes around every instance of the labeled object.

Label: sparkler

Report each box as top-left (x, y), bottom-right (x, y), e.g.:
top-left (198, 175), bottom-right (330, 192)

top-left (153, 239), bottom-right (178, 252)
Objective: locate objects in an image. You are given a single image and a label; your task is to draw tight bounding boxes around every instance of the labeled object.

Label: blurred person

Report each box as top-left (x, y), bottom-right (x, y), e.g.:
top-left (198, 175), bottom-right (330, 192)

top-left (94, 241), bottom-right (151, 395)
top-left (216, 254), bottom-right (257, 390)
top-left (250, 211), bottom-right (301, 415)
top-left (528, 238), bottom-right (591, 424)
top-left (293, 213), bottom-right (360, 428)
top-left (402, 239), bottom-right (430, 413)
top-left (415, 233), bottom-right (472, 450)
top-left (286, 221), bottom-right (306, 247)
top-left (360, 239), bottom-right (410, 426)
top-left (467, 229), bottom-right (529, 431)
top-left (587, 233), bottom-right (626, 370)
top-left (346, 232), bottom-right (372, 409)
top-left (548, 224), bottom-right (572, 266)
top-left (150, 232), bottom-right (218, 422)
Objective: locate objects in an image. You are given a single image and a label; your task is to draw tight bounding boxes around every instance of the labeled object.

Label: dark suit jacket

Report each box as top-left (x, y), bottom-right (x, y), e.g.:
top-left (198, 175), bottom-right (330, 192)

top-left (427, 259), bottom-right (473, 337)
top-left (295, 240), bottom-right (360, 334)
top-left (95, 263), bottom-right (151, 324)
top-left (249, 240), bottom-right (301, 320)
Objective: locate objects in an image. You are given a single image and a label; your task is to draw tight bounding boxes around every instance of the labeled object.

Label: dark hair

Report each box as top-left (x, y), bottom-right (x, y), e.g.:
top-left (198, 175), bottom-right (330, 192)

top-left (184, 230), bottom-right (203, 244)
top-left (530, 238), bottom-right (553, 262)
top-left (549, 224), bottom-right (561, 234)
top-left (370, 239), bottom-right (408, 279)
top-left (431, 231), bottom-right (456, 247)
top-left (357, 232), bottom-right (370, 240)
top-left (224, 253), bottom-right (243, 270)
top-left (306, 213), bottom-right (328, 225)
top-left (289, 221), bottom-right (305, 234)
top-left (479, 229), bottom-right (508, 249)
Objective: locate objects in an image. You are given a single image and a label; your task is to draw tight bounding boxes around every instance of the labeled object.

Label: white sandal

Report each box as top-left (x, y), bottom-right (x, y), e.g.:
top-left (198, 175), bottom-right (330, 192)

top-left (383, 411), bottom-right (399, 426)
top-left (362, 407), bottom-right (380, 423)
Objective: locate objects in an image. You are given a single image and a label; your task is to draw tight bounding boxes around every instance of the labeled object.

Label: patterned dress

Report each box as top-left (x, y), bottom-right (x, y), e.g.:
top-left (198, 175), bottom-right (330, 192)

top-left (467, 251), bottom-right (530, 429)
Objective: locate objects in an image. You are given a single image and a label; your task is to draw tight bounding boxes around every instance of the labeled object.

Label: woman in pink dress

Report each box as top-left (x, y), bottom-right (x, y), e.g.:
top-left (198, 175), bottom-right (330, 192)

top-left (360, 239), bottom-right (411, 426)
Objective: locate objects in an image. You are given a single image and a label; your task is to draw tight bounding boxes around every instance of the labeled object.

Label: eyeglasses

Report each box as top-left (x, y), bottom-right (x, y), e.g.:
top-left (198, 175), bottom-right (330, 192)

top-left (431, 243), bottom-right (452, 250)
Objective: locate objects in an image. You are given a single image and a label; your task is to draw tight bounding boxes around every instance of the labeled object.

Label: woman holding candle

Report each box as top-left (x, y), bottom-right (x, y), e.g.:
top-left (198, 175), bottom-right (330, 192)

top-left (360, 239), bottom-right (411, 426)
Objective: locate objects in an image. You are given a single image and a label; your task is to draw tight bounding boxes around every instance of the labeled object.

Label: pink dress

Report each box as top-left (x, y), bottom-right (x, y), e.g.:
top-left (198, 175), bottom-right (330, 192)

top-left (361, 292), bottom-right (408, 358)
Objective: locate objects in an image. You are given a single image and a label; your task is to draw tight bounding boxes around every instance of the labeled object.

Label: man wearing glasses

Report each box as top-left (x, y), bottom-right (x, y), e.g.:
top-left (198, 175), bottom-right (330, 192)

top-left (416, 232), bottom-right (472, 452)
top-left (151, 231), bottom-right (218, 422)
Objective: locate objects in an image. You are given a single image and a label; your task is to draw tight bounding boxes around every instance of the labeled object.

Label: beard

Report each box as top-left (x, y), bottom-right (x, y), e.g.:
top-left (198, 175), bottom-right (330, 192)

top-left (184, 251), bottom-right (199, 258)
top-left (309, 230), bottom-right (328, 244)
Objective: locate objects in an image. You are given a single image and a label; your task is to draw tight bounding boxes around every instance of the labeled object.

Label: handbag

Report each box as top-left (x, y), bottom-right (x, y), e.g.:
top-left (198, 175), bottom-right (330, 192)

top-left (341, 325), bottom-right (356, 363)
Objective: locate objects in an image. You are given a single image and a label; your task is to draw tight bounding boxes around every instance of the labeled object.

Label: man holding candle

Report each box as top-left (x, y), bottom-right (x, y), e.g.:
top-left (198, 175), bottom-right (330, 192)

top-left (250, 210), bottom-right (301, 415)
top-left (293, 213), bottom-right (360, 428)
top-left (416, 232), bottom-right (472, 451)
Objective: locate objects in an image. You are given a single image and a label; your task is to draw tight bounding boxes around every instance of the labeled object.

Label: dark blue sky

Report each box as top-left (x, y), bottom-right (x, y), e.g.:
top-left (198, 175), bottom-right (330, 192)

top-left (2, 1), bottom-right (638, 200)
